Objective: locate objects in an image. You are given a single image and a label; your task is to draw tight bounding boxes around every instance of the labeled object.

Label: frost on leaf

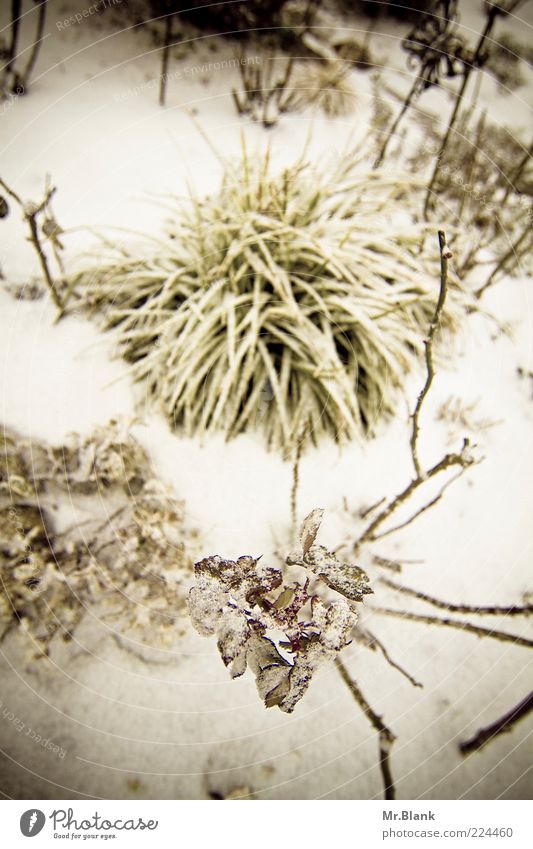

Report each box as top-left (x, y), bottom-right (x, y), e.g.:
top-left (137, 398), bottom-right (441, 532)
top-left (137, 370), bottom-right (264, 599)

top-left (188, 510), bottom-right (371, 712)
top-left (288, 511), bottom-right (373, 603)
top-left (300, 507), bottom-right (324, 556)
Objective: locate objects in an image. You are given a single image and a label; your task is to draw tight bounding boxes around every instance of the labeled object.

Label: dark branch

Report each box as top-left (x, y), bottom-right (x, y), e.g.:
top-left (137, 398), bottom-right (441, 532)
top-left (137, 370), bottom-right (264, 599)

top-left (380, 577), bottom-right (533, 618)
top-left (460, 690), bottom-right (533, 754)
top-left (336, 657), bottom-right (397, 800)
top-left (372, 607), bottom-right (533, 649)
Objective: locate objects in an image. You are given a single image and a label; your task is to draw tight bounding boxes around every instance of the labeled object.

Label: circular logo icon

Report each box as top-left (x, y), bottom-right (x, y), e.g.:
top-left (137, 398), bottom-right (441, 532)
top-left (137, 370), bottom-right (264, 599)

top-left (20, 809), bottom-right (45, 837)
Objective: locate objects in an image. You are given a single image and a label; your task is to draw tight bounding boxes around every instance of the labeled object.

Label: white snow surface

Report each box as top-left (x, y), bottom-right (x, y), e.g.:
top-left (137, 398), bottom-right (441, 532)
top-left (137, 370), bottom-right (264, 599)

top-left (0, 0), bottom-right (531, 800)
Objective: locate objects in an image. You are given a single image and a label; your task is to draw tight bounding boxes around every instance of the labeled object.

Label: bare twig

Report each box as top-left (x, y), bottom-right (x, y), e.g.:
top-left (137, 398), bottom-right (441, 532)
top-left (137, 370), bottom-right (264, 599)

top-left (0, 176), bottom-right (63, 314)
top-left (290, 425), bottom-right (307, 536)
top-left (422, 1), bottom-right (528, 218)
top-left (159, 10), bottom-right (174, 107)
top-left (355, 440), bottom-right (474, 548)
top-left (374, 77), bottom-right (419, 169)
top-left (3, 0), bottom-right (22, 86)
top-left (411, 230), bottom-right (450, 478)
top-left (475, 222), bottom-right (531, 299)
top-left (371, 468), bottom-right (465, 541)
top-left (460, 690), bottom-right (533, 754)
top-left (379, 577), bottom-right (533, 618)
top-left (336, 657), bottom-right (397, 800)
top-left (354, 232), bottom-right (475, 549)
top-left (355, 626), bottom-right (423, 688)
top-left (372, 607), bottom-right (533, 649)
top-left (359, 496), bottom-right (387, 520)
top-left (501, 138), bottom-right (533, 205)
top-left (20, 0), bottom-right (48, 92)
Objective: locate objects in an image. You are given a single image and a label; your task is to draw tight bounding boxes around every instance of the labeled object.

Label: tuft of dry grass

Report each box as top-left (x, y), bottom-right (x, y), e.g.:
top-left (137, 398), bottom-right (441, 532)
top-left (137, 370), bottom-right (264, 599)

top-left (291, 59), bottom-right (357, 116)
top-left (67, 141), bottom-right (466, 451)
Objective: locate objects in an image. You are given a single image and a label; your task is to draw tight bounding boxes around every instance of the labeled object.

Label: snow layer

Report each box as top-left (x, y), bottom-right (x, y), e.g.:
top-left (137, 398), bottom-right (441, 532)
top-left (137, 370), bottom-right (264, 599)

top-left (0, 0), bottom-right (531, 800)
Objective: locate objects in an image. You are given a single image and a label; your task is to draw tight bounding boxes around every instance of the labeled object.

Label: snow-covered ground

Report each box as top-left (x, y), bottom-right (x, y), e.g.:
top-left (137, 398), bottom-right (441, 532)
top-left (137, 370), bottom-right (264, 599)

top-left (0, 0), bottom-right (532, 800)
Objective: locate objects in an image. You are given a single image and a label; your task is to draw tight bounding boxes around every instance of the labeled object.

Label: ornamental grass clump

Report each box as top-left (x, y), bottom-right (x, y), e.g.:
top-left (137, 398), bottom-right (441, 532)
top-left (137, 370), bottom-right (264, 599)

top-left (68, 143), bottom-right (464, 450)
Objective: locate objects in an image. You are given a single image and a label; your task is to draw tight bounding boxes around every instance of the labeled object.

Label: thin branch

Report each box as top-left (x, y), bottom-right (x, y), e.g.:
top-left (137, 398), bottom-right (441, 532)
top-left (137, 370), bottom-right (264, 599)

top-left (290, 425), bottom-right (307, 536)
top-left (372, 607), bottom-right (533, 649)
top-left (380, 577), bottom-right (533, 618)
top-left (501, 138), bottom-right (533, 205)
top-left (475, 222), bottom-right (531, 299)
top-left (411, 230), bottom-right (450, 478)
top-left (20, 0), bottom-right (48, 91)
top-left (423, 3), bottom-right (503, 219)
top-left (374, 77), bottom-right (419, 169)
top-left (159, 11), bottom-right (174, 107)
top-left (359, 496), bottom-right (386, 520)
top-left (355, 626), bottom-right (423, 688)
top-left (371, 467), bottom-right (465, 541)
top-left (335, 657), bottom-right (397, 800)
top-left (0, 176), bottom-right (63, 313)
top-left (354, 231), bottom-right (475, 549)
top-left (5, 0), bottom-right (22, 79)
top-left (355, 439), bottom-right (474, 548)
top-left (460, 690), bottom-right (533, 754)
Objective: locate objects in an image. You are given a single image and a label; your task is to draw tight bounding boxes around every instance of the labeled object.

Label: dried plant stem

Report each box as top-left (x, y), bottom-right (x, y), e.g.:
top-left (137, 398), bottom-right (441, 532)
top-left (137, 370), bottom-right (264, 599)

top-left (423, 6), bottom-right (502, 219)
top-left (374, 77), bottom-right (419, 169)
top-left (411, 230), bottom-right (449, 478)
top-left (379, 577), bottom-right (533, 617)
top-left (460, 690), bottom-right (533, 754)
top-left (372, 469), bottom-right (465, 541)
top-left (357, 626), bottom-right (422, 688)
top-left (456, 109), bottom-right (487, 224)
top-left (501, 138), bottom-right (533, 205)
top-left (355, 442), bottom-right (472, 548)
top-left (20, 0), bottom-right (48, 91)
top-left (372, 607), bottom-right (533, 649)
top-left (354, 231), bottom-right (474, 548)
top-left (290, 429), bottom-right (306, 536)
top-left (0, 176), bottom-right (63, 313)
top-left (4, 0), bottom-right (22, 84)
top-left (475, 222), bottom-right (531, 299)
top-left (159, 11), bottom-right (174, 107)
top-left (335, 657), bottom-right (397, 800)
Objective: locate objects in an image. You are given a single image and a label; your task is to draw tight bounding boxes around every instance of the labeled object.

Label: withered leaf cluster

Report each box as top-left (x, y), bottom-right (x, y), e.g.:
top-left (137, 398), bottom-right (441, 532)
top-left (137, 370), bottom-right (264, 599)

top-left (188, 509), bottom-right (372, 712)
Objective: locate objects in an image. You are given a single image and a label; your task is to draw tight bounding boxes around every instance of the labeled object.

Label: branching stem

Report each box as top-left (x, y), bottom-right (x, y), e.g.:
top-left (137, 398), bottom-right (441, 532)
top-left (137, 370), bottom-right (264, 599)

top-left (0, 176), bottom-right (63, 314)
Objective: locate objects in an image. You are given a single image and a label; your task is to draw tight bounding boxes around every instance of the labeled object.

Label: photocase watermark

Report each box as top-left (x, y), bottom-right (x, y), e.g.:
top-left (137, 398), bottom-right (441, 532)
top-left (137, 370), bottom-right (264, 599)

top-left (56, 0), bottom-right (124, 31)
top-left (0, 697), bottom-right (67, 760)
top-left (20, 809), bottom-right (46, 837)
top-left (113, 55), bottom-right (261, 102)
top-left (18, 807), bottom-right (159, 839)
